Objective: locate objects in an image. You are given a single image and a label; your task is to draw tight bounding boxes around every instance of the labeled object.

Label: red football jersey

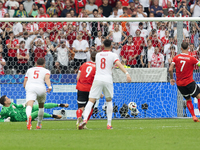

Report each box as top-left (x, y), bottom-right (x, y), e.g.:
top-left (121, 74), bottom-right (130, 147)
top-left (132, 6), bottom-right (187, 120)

top-left (6, 39), bottom-right (19, 57)
top-left (34, 46), bottom-right (46, 62)
top-left (37, 14), bottom-right (50, 32)
top-left (172, 53), bottom-right (199, 86)
top-left (76, 61), bottom-right (96, 92)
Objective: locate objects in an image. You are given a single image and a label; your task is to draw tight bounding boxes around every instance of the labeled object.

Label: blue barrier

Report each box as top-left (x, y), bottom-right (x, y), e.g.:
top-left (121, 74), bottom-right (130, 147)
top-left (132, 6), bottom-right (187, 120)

top-left (0, 74), bottom-right (199, 119)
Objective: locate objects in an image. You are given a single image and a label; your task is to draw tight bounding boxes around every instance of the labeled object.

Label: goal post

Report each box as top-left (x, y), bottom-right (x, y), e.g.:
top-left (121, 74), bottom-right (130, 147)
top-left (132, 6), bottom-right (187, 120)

top-left (0, 17), bottom-right (199, 120)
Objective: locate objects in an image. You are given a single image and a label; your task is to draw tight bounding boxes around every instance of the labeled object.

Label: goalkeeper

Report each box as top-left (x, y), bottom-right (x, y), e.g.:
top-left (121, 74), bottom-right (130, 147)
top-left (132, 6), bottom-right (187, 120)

top-left (0, 95), bottom-right (69, 122)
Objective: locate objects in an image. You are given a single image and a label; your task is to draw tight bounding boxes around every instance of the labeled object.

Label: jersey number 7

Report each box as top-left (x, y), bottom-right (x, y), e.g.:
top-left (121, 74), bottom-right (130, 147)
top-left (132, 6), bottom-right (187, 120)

top-left (180, 60), bottom-right (186, 72)
top-left (33, 70), bottom-right (39, 79)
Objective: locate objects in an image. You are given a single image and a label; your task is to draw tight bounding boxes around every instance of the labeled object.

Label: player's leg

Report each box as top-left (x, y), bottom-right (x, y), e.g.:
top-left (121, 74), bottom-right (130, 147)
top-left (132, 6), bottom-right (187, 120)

top-left (36, 102), bottom-right (44, 129)
top-left (31, 111), bottom-right (62, 120)
top-left (44, 103), bottom-right (69, 109)
top-left (26, 91), bottom-right (37, 130)
top-left (196, 93), bottom-right (200, 112)
top-left (103, 82), bottom-right (114, 129)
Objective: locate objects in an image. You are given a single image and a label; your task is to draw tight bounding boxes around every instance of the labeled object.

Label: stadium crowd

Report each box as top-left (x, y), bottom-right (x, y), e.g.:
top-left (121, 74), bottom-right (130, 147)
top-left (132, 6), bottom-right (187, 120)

top-left (0, 0), bottom-right (200, 74)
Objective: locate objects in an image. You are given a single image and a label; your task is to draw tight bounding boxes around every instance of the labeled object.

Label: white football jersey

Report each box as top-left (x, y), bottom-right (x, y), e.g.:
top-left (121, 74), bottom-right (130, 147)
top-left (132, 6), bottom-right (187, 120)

top-left (25, 67), bottom-right (50, 88)
top-left (94, 50), bottom-right (119, 83)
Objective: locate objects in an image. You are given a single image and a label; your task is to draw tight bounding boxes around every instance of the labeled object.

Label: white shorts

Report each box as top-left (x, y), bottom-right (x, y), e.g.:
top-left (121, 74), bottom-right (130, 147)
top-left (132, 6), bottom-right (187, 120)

top-left (89, 80), bottom-right (113, 99)
top-left (25, 85), bottom-right (46, 103)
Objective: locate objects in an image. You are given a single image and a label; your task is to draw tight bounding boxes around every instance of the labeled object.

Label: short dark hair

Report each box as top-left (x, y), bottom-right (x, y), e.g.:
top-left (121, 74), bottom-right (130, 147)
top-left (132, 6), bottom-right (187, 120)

top-left (181, 42), bottom-right (188, 50)
top-left (93, 9), bottom-right (98, 13)
top-left (20, 40), bottom-right (25, 44)
top-left (9, 31), bottom-right (13, 35)
top-left (91, 51), bottom-right (97, 62)
top-left (103, 39), bottom-right (112, 48)
top-left (123, 7), bottom-right (128, 11)
top-left (37, 58), bottom-right (45, 66)
top-left (0, 95), bottom-right (6, 106)
top-left (139, 22), bottom-right (143, 26)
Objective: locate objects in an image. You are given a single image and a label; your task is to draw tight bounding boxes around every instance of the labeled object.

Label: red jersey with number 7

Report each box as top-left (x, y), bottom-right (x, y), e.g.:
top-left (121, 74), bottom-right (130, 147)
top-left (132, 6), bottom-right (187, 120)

top-left (76, 61), bottom-right (96, 92)
top-left (172, 53), bottom-right (199, 86)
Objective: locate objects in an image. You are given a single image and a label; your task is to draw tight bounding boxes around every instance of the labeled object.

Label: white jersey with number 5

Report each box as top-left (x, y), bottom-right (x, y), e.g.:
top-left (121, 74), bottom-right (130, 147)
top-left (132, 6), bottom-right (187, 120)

top-left (25, 67), bottom-right (50, 88)
top-left (94, 50), bottom-right (119, 83)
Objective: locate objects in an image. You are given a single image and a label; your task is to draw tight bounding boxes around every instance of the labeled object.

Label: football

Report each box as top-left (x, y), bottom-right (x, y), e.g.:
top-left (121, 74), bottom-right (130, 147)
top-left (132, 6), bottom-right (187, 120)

top-left (128, 102), bottom-right (137, 111)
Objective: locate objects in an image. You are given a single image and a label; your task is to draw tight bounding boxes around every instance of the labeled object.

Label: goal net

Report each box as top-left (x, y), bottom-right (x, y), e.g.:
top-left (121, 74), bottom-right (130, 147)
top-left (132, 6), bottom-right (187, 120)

top-left (0, 17), bottom-right (200, 120)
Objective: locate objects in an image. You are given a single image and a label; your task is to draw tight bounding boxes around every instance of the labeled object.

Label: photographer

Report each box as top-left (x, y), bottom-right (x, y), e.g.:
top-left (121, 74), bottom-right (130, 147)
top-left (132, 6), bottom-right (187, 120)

top-left (190, 0), bottom-right (200, 17)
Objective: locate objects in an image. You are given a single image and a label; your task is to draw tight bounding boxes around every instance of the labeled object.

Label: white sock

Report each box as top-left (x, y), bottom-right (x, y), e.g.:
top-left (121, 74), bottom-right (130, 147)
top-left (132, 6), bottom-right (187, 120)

top-left (26, 106), bottom-right (32, 122)
top-left (106, 101), bottom-right (113, 126)
top-left (37, 108), bottom-right (44, 126)
top-left (83, 101), bottom-right (94, 121)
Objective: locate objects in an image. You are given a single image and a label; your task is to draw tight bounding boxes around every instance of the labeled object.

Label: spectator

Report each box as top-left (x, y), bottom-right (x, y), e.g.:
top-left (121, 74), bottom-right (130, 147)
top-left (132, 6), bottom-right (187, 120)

top-left (37, 7), bottom-right (50, 36)
top-left (44, 37), bottom-right (54, 71)
top-left (97, 6), bottom-right (104, 17)
top-left (6, 31), bottom-right (19, 70)
top-left (13, 4), bottom-right (28, 17)
top-left (47, 0), bottom-right (58, 17)
top-left (190, 0), bottom-right (200, 17)
top-left (107, 24), bottom-right (127, 45)
top-left (0, 47), bottom-right (5, 75)
top-left (32, 39), bottom-right (46, 63)
top-left (167, 46), bottom-right (176, 66)
top-left (157, 22), bottom-right (166, 39)
top-left (72, 31), bottom-right (89, 71)
top-left (132, 29), bottom-right (145, 67)
top-left (91, 9), bottom-right (102, 41)
top-left (85, 0), bottom-right (98, 18)
top-left (100, 0), bottom-right (113, 17)
top-left (139, 0), bottom-right (150, 16)
top-left (148, 29), bottom-right (161, 49)
top-left (140, 39), bottom-right (154, 67)
top-left (94, 30), bottom-right (103, 48)
top-left (150, 0), bottom-right (163, 17)
top-left (134, 0), bottom-right (140, 8)
top-left (112, 42), bottom-right (121, 59)
top-left (55, 40), bottom-right (70, 73)
top-left (26, 21), bottom-right (39, 39)
top-left (177, 0), bottom-right (190, 14)
top-left (55, 0), bottom-right (64, 17)
top-left (23, 0), bottom-right (34, 14)
top-left (60, 0), bottom-right (76, 17)
top-left (120, 7), bottom-right (130, 36)
top-left (13, 21), bottom-right (23, 39)
top-left (0, 1), bottom-right (7, 18)
top-left (127, 0), bottom-right (137, 15)
top-left (80, 22), bottom-right (91, 43)
top-left (147, 12), bottom-right (157, 33)
top-left (28, 3), bottom-right (39, 17)
top-left (74, 0), bottom-right (86, 15)
top-left (55, 31), bottom-right (67, 45)
top-left (70, 9), bottom-right (76, 17)
top-left (129, 11), bottom-right (139, 36)
top-left (160, 30), bottom-right (170, 47)
top-left (19, 32), bottom-right (32, 50)
top-left (17, 40), bottom-right (29, 74)
top-left (120, 35), bottom-right (138, 68)
top-left (96, 36), bottom-right (105, 52)
top-left (148, 46), bottom-right (164, 68)
top-left (109, 7), bottom-right (119, 19)
top-left (164, 36), bottom-right (177, 66)
top-left (115, 0), bottom-right (123, 16)
top-left (47, 13), bottom-right (63, 44)
top-left (86, 45), bottom-right (95, 61)
top-left (138, 22), bottom-right (149, 44)
top-left (66, 24), bottom-right (77, 47)
top-left (190, 25), bottom-right (199, 47)
top-left (5, 0), bottom-right (19, 17)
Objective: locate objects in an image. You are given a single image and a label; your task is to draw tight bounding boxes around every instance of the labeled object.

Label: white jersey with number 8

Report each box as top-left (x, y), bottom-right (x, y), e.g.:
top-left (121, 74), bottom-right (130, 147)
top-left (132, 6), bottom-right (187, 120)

top-left (94, 50), bottom-right (119, 84)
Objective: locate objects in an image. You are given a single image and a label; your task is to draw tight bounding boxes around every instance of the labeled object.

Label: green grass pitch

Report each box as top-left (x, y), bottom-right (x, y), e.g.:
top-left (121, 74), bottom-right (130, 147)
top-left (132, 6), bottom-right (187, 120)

top-left (0, 119), bottom-right (200, 150)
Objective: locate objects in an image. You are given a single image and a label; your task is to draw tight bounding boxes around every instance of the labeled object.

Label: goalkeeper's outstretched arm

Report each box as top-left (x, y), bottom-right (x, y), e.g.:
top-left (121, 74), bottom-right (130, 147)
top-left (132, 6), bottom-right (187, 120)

top-left (115, 60), bottom-right (131, 82)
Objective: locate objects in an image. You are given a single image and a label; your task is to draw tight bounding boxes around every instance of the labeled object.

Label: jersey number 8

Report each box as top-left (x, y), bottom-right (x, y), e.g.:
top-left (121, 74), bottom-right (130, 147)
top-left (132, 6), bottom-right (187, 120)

top-left (100, 58), bottom-right (106, 69)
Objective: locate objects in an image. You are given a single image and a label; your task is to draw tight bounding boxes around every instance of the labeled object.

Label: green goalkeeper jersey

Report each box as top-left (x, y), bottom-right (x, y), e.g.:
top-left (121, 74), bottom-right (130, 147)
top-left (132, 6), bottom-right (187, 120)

top-left (0, 103), bottom-right (27, 122)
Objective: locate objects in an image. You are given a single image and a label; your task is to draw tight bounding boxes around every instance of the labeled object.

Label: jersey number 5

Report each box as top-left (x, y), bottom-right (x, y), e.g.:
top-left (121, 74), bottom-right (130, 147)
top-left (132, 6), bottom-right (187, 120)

top-left (86, 66), bottom-right (92, 77)
top-left (180, 60), bottom-right (186, 72)
top-left (33, 70), bottom-right (39, 79)
top-left (100, 58), bottom-right (106, 69)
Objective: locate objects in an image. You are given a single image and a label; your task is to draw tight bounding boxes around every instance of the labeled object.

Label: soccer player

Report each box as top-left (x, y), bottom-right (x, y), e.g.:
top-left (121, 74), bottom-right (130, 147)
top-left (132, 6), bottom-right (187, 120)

top-left (0, 95), bottom-right (69, 122)
top-left (24, 58), bottom-right (52, 130)
top-left (169, 42), bottom-right (200, 122)
top-left (79, 39), bottom-right (132, 130)
top-left (76, 51), bottom-right (96, 129)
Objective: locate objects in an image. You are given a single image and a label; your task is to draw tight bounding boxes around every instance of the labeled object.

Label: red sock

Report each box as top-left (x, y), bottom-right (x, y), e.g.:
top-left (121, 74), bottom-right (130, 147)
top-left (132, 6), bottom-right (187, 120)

top-left (198, 99), bottom-right (200, 112)
top-left (186, 100), bottom-right (195, 117)
top-left (87, 109), bottom-right (93, 121)
top-left (76, 109), bottom-right (83, 118)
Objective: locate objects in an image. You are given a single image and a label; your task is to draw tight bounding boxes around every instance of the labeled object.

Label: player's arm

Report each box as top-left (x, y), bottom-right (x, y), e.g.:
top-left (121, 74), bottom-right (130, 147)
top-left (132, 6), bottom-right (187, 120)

top-left (76, 71), bottom-right (81, 81)
top-left (115, 60), bottom-right (131, 82)
top-left (169, 63), bottom-right (175, 85)
top-left (23, 77), bottom-right (28, 88)
top-left (45, 74), bottom-right (52, 93)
